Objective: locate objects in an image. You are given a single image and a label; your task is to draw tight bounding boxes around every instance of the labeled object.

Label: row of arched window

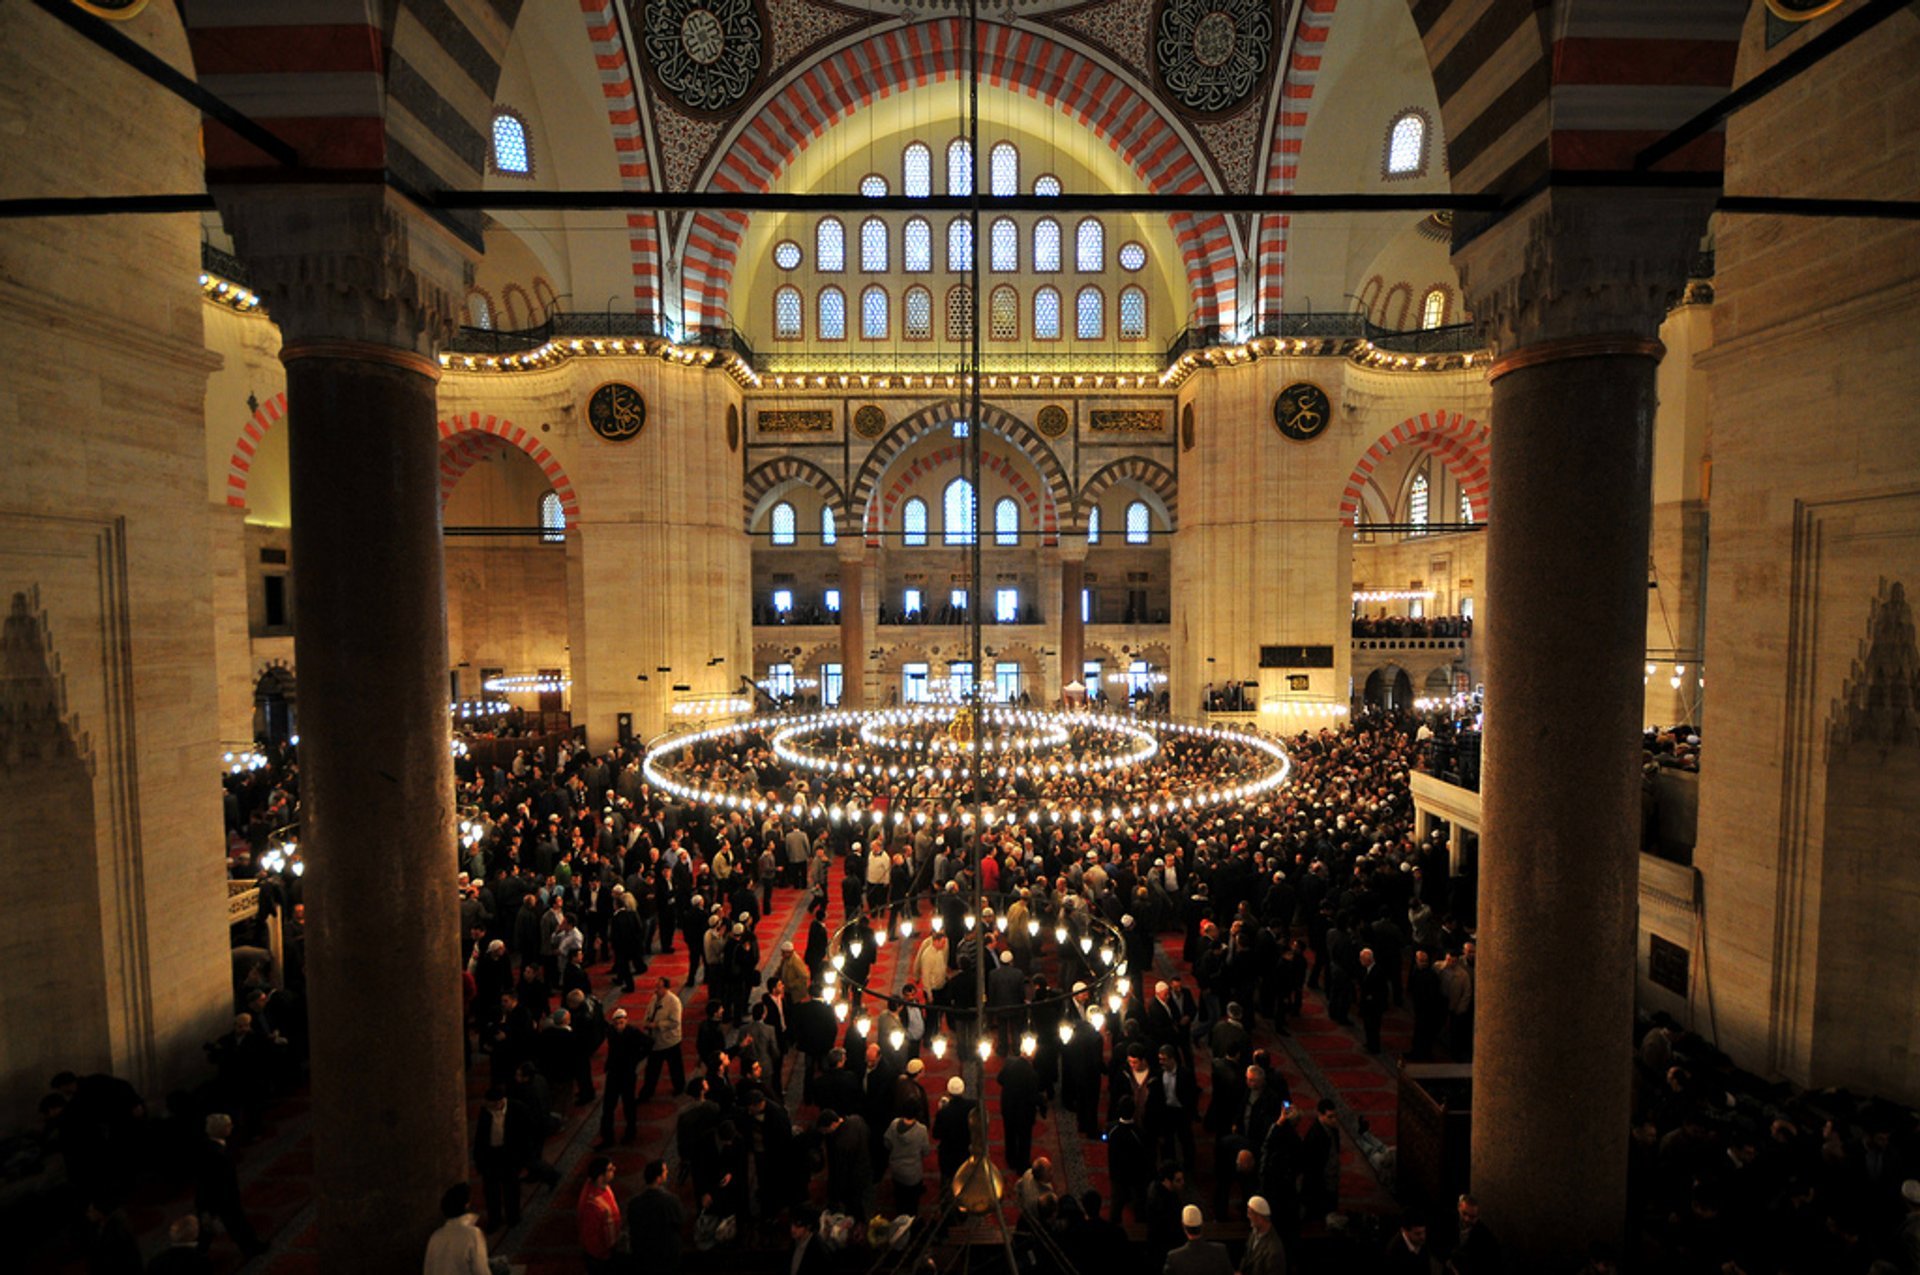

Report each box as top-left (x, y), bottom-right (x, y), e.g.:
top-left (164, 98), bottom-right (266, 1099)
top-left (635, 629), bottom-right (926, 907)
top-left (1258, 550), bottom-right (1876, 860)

top-left (774, 283), bottom-right (1145, 342)
top-left (1357, 277), bottom-right (1453, 330)
top-left (767, 487), bottom-right (1155, 546)
top-left (787, 217), bottom-right (1136, 277)
top-left (872, 140), bottom-right (1048, 199)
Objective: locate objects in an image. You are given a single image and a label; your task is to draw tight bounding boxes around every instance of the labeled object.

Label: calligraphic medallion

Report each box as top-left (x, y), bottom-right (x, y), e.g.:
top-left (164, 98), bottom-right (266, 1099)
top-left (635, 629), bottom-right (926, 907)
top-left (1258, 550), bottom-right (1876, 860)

top-left (1153, 0), bottom-right (1276, 116)
top-left (588, 382), bottom-right (647, 442)
top-left (1036, 404), bottom-right (1070, 438)
top-left (1272, 382), bottom-right (1331, 443)
top-left (639, 0), bottom-right (766, 115)
top-left (853, 404), bottom-right (887, 439)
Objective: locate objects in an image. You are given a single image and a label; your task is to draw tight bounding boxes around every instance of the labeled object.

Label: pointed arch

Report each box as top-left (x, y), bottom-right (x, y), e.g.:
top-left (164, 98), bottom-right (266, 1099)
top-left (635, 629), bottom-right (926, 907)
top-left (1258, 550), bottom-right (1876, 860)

top-left (743, 455), bottom-right (850, 533)
top-left (1338, 411), bottom-right (1491, 527)
top-left (1077, 456), bottom-right (1179, 531)
top-left (222, 390), bottom-right (288, 509)
top-left (437, 412), bottom-right (581, 520)
top-left (678, 20), bottom-right (1238, 333)
top-left (852, 400), bottom-right (1070, 549)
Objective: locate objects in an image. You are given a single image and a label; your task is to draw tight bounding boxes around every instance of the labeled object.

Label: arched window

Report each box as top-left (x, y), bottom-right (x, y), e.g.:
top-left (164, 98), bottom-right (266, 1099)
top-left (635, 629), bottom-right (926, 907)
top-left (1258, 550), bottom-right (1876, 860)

top-left (1408, 469), bottom-right (1430, 531)
top-left (860, 288), bottom-right (887, 341)
top-left (947, 138), bottom-right (972, 195)
top-left (1086, 505), bottom-right (1102, 545)
top-left (903, 142), bottom-right (931, 198)
top-left (769, 501), bottom-right (796, 545)
top-left (1034, 174), bottom-right (1061, 197)
top-left (818, 286), bottom-right (846, 339)
top-left (860, 218), bottom-right (888, 272)
top-left (990, 218), bottom-right (1018, 272)
top-left (1033, 286), bottom-right (1061, 339)
top-left (821, 506), bottom-right (838, 545)
top-left (860, 174), bottom-right (888, 198)
top-left (904, 286), bottom-right (933, 339)
top-left (1421, 286), bottom-right (1447, 329)
top-left (816, 218), bottom-right (845, 272)
top-left (1386, 110), bottom-right (1428, 177)
top-left (1076, 219), bottom-right (1104, 272)
top-left (903, 218), bottom-right (932, 272)
top-left (1125, 500), bottom-right (1151, 544)
top-left (1076, 286), bottom-right (1104, 339)
top-left (943, 477), bottom-right (976, 546)
top-left (990, 142), bottom-right (1019, 197)
top-left (989, 285), bottom-right (1019, 341)
top-left (491, 110), bottom-right (531, 175)
top-left (1033, 218), bottom-right (1061, 272)
top-left (995, 497), bottom-right (1020, 546)
top-left (774, 286), bottom-right (803, 339)
top-left (467, 291), bottom-right (493, 329)
top-left (540, 490), bottom-right (565, 542)
top-left (1459, 488), bottom-right (1474, 524)
top-left (902, 497), bottom-right (928, 546)
top-left (947, 219), bottom-right (973, 272)
top-left (1119, 286), bottom-right (1147, 339)
top-left (861, 286), bottom-right (889, 339)
top-left (946, 286), bottom-right (972, 340)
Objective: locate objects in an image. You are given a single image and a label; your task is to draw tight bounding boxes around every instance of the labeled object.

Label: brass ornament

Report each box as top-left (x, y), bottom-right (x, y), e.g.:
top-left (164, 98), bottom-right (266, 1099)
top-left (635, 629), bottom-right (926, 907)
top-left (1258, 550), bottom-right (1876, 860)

top-left (1036, 404), bottom-right (1070, 438)
top-left (853, 404), bottom-right (887, 439)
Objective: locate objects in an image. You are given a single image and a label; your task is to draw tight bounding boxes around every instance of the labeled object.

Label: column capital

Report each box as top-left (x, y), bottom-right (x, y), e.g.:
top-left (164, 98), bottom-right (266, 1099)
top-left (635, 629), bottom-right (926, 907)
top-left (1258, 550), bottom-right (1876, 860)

top-left (836, 543), bottom-right (870, 568)
top-left (1454, 188), bottom-right (1715, 358)
top-left (212, 186), bottom-right (473, 359)
top-left (1057, 541), bottom-right (1090, 566)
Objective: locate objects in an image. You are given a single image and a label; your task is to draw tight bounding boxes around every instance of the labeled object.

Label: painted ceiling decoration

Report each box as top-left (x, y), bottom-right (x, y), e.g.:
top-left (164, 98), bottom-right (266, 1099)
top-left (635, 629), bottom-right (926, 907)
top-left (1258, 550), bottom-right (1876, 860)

top-left (639, 0), bottom-right (769, 114)
top-left (1152, 0), bottom-right (1280, 116)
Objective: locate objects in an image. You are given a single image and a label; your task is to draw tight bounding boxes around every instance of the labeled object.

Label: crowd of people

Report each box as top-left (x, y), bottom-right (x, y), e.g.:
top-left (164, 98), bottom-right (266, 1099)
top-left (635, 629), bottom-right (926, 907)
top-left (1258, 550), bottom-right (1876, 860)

top-left (1350, 615), bottom-right (1472, 641)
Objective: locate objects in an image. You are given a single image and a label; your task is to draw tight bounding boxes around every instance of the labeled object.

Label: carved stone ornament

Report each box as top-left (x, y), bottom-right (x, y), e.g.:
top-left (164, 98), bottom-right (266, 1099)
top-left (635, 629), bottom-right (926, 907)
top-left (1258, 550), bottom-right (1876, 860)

top-left (1088, 409), bottom-right (1165, 433)
top-left (587, 382), bottom-right (647, 442)
top-left (1036, 404), bottom-right (1070, 438)
top-left (853, 404), bottom-right (887, 439)
top-left (1829, 580), bottom-right (1920, 750)
top-left (640, 0), bottom-right (768, 115)
top-left (1153, 0), bottom-right (1276, 117)
top-left (758, 409), bottom-right (835, 434)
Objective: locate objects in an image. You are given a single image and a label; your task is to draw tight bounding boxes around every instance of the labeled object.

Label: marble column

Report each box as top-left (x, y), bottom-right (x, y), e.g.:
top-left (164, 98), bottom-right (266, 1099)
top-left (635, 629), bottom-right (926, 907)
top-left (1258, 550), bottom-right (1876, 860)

top-left (838, 549), bottom-right (866, 708)
top-left (1058, 550), bottom-right (1087, 701)
top-left (219, 189), bottom-right (471, 1275)
top-left (1454, 190), bottom-right (1709, 1268)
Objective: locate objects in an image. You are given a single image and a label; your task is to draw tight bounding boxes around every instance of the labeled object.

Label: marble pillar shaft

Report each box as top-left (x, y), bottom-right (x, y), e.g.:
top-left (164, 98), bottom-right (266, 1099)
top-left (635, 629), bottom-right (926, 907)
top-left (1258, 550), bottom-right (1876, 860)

top-left (1060, 559), bottom-right (1086, 696)
top-left (283, 349), bottom-right (466, 1274)
top-left (839, 555), bottom-right (866, 707)
top-left (1472, 348), bottom-right (1657, 1262)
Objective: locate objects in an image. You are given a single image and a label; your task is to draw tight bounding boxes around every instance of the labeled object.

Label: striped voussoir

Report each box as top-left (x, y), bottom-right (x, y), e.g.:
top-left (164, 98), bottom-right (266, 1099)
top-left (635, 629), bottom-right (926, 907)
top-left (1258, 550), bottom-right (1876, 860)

top-left (1411, 0), bottom-right (1744, 196)
top-left (851, 399), bottom-right (1069, 548)
top-left (678, 18), bottom-right (1238, 334)
top-left (1257, 0), bottom-right (1341, 323)
top-left (223, 391), bottom-right (289, 511)
top-left (1339, 410), bottom-right (1489, 526)
top-left (437, 412), bottom-right (581, 520)
top-left (742, 456), bottom-right (850, 532)
top-left (1074, 455), bottom-right (1180, 530)
top-left (578, 0), bottom-right (662, 322)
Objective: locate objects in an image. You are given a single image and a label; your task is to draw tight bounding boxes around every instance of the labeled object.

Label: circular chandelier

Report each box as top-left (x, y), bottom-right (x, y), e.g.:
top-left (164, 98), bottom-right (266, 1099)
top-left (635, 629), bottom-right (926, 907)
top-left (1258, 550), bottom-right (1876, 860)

top-left (482, 672), bottom-right (571, 694)
top-left (643, 704), bottom-right (1290, 826)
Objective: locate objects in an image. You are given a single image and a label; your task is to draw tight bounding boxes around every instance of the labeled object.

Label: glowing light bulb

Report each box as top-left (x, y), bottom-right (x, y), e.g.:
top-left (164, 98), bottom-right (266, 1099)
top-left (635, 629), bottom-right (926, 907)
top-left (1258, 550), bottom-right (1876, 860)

top-left (832, 953), bottom-right (846, 971)
top-left (931, 1035), bottom-right (949, 1060)
top-left (1079, 936), bottom-right (1093, 954)
top-left (1058, 1022), bottom-right (1075, 1045)
top-left (834, 1001), bottom-right (849, 1021)
top-left (1055, 926), bottom-right (1069, 945)
top-left (931, 916), bottom-right (944, 933)
top-left (1020, 1033), bottom-right (1037, 1057)
top-left (996, 915), bottom-right (1009, 932)
top-left (849, 940), bottom-right (864, 960)
top-left (1027, 919), bottom-right (1041, 937)
top-left (1088, 1010), bottom-right (1107, 1032)
top-left (899, 919), bottom-right (914, 939)
top-left (1099, 945), bottom-right (1115, 966)
top-left (889, 1029), bottom-right (907, 1051)
top-left (977, 1038), bottom-right (993, 1060)
top-left (1108, 992), bottom-right (1124, 1012)
top-left (964, 914), bottom-right (976, 932)
top-left (855, 1015), bottom-right (872, 1038)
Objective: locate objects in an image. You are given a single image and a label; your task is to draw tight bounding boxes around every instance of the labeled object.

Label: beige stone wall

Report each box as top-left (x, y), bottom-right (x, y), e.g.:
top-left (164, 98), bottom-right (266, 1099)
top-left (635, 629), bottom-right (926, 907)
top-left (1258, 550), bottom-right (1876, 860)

top-left (1643, 302), bottom-right (1712, 731)
top-left (1687, 10), bottom-right (1920, 1100)
top-left (0, 5), bottom-right (230, 1115)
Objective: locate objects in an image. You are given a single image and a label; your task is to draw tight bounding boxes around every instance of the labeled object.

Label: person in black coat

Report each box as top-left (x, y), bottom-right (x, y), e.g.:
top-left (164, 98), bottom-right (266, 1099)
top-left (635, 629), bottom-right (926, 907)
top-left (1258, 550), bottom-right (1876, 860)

top-left (745, 1088), bottom-right (798, 1218)
top-left (1408, 948), bottom-right (1446, 1061)
top-left (1357, 948), bottom-right (1390, 1054)
top-left (1258, 1106), bottom-right (1303, 1239)
top-left (475, 1086), bottom-right (538, 1229)
top-left (193, 1114), bottom-right (264, 1258)
top-left (1061, 1016), bottom-right (1105, 1137)
top-left (1145, 1162), bottom-right (1188, 1263)
top-left (626, 1160), bottom-right (686, 1275)
top-left (1104, 1098), bottom-right (1151, 1222)
top-left (1156, 1045), bottom-right (1201, 1172)
top-left (598, 1009), bottom-right (648, 1146)
top-left (819, 1048), bottom-right (863, 1119)
top-left (819, 1110), bottom-right (873, 1216)
top-left (610, 896), bottom-right (646, 991)
top-left (791, 992), bottom-right (838, 1091)
top-left (933, 1080), bottom-right (978, 1187)
top-left (997, 1050), bottom-right (1042, 1173)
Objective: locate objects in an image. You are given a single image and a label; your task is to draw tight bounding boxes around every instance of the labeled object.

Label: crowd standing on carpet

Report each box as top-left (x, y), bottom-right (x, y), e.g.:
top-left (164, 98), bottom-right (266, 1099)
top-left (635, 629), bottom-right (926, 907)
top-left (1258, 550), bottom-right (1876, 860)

top-left (21, 711), bottom-right (1920, 1274)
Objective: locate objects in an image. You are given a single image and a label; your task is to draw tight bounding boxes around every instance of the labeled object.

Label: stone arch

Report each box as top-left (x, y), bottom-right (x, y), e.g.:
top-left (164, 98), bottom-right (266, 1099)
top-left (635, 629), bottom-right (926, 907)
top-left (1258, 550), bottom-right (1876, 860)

top-left (1076, 457), bottom-right (1179, 531)
top-left (744, 457), bottom-right (849, 534)
top-left (1339, 411), bottom-right (1490, 527)
top-left (223, 391), bottom-right (288, 510)
top-left (679, 19), bottom-right (1239, 333)
top-left (853, 401), bottom-right (1069, 548)
top-left (437, 412), bottom-right (581, 521)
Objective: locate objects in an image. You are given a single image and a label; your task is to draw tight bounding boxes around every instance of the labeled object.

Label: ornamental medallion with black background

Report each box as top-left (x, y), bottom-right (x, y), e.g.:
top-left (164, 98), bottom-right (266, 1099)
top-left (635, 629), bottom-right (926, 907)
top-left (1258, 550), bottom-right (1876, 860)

top-left (1036, 404), bottom-right (1070, 438)
top-left (638, 0), bottom-right (766, 115)
top-left (1153, 0), bottom-right (1278, 116)
top-left (853, 404), bottom-right (887, 439)
top-left (1273, 382), bottom-right (1331, 443)
top-left (588, 382), bottom-right (647, 442)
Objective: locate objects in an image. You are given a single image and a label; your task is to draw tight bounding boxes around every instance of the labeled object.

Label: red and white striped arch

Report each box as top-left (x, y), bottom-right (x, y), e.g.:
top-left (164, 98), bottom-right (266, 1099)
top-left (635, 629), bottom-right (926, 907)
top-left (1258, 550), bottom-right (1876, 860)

top-left (578, 0), bottom-right (662, 323)
top-left (223, 391), bottom-right (288, 510)
top-left (1339, 410), bottom-right (1490, 526)
top-left (680, 19), bottom-right (1237, 333)
top-left (438, 412), bottom-right (581, 520)
top-left (1256, 0), bottom-right (1341, 324)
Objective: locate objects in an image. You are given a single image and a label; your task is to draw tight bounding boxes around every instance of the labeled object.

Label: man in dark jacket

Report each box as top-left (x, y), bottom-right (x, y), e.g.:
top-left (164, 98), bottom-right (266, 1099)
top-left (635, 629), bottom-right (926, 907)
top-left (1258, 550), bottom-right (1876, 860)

top-left (819, 1109), bottom-right (873, 1216)
top-left (997, 1048), bottom-right (1042, 1173)
top-left (194, 1113), bottom-right (264, 1259)
top-left (625, 1158), bottom-right (686, 1275)
top-left (933, 1078), bottom-right (978, 1187)
top-left (597, 1007), bottom-right (648, 1146)
top-left (475, 1086), bottom-right (538, 1229)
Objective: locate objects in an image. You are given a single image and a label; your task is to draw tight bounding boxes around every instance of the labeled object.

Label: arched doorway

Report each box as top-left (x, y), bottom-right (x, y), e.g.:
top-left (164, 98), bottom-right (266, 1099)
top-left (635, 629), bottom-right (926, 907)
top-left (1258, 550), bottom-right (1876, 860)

top-left (253, 665), bottom-right (297, 745)
top-left (1363, 664), bottom-right (1413, 712)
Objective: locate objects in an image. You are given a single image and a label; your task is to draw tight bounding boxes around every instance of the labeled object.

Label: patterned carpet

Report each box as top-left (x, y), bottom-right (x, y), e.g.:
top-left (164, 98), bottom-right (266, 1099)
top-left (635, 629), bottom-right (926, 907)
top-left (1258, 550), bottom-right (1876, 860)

top-left (30, 857), bottom-right (1440, 1273)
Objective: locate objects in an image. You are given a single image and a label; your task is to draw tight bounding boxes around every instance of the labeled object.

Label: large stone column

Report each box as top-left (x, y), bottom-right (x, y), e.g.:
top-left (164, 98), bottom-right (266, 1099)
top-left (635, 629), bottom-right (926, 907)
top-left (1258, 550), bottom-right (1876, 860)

top-left (219, 188), bottom-right (471, 1275)
top-left (1453, 190), bottom-right (1709, 1268)
top-left (838, 548), bottom-right (867, 707)
top-left (1059, 547), bottom-right (1087, 700)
